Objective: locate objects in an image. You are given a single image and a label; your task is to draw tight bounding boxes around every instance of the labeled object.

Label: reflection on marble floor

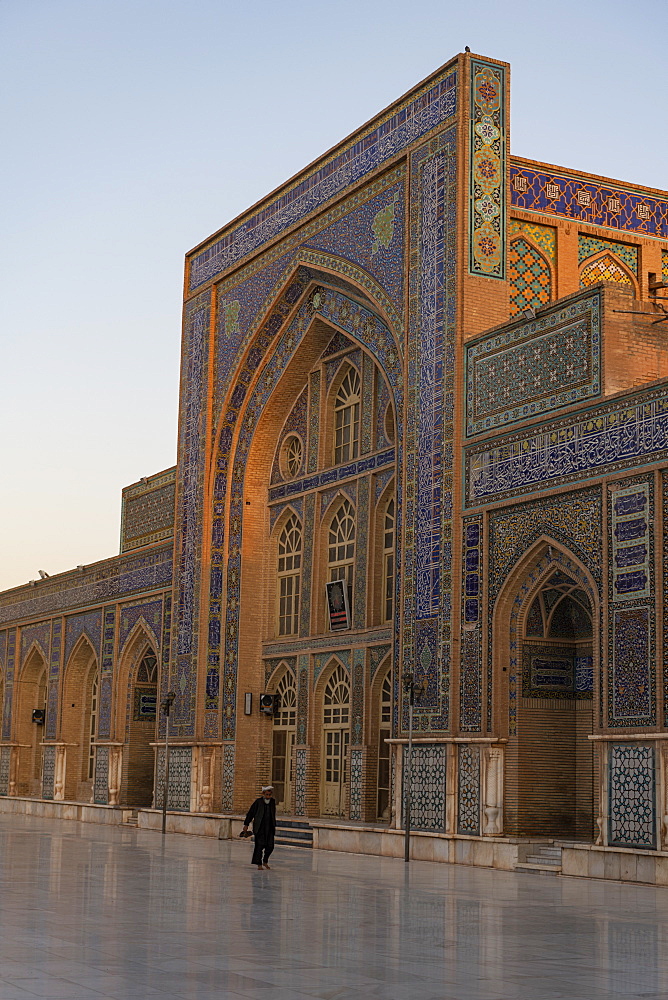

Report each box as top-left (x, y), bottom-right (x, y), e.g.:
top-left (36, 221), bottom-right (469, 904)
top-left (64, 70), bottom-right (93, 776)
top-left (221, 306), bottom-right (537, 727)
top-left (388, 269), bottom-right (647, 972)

top-left (0, 814), bottom-right (666, 999)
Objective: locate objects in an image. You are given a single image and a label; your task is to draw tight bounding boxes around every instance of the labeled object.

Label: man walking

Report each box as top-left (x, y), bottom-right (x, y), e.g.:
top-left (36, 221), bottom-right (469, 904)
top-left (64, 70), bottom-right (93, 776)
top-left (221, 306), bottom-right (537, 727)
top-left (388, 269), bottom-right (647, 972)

top-left (242, 785), bottom-right (277, 869)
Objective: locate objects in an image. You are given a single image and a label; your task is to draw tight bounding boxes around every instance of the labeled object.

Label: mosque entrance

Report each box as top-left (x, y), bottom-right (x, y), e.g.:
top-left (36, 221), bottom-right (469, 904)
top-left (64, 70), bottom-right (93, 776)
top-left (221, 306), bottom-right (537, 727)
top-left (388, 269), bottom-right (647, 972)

top-left (515, 569), bottom-right (595, 839)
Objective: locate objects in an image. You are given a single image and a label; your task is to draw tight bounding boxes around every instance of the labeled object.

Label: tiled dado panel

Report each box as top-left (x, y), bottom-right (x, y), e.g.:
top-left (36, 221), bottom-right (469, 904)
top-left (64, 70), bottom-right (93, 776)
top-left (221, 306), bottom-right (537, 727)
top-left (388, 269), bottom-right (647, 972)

top-left (609, 744), bottom-right (656, 849)
top-left (402, 744), bottom-right (447, 831)
top-left (608, 478), bottom-right (655, 727)
top-left (469, 59), bottom-right (506, 279)
top-left (457, 744), bottom-right (481, 834)
top-left (466, 385), bottom-right (668, 508)
top-left (189, 68), bottom-right (457, 289)
top-left (465, 290), bottom-right (601, 437)
top-left (511, 161), bottom-right (668, 240)
top-left (156, 746), bottom-right (192, 811)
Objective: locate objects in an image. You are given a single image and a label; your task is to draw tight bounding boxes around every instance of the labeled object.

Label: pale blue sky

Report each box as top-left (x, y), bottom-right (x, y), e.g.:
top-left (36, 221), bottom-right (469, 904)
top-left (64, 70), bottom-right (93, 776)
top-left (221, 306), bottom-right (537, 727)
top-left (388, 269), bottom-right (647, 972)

top-left (1, 0), bottom-right (666, 591)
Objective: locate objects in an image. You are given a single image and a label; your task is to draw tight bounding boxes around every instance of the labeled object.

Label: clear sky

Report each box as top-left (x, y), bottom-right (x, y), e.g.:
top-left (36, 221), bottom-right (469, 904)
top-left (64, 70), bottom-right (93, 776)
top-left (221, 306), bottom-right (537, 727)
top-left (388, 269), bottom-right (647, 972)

top-left (1, 0), bottom-right (666, 592)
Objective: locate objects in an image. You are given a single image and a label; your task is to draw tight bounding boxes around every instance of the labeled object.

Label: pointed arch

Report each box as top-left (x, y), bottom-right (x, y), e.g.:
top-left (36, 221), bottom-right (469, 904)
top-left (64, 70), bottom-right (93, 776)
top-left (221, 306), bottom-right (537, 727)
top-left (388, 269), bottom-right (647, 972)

top-left (493, 536), bottom-right (598, 839)
top-left (580, 251), bottom-right (638, 293)
top-left (114, 624), bottom-right (159, 808)
top-left (60, 634), bottom-right (98, 800)
top-left (15, 645), bottom-right (48, 795)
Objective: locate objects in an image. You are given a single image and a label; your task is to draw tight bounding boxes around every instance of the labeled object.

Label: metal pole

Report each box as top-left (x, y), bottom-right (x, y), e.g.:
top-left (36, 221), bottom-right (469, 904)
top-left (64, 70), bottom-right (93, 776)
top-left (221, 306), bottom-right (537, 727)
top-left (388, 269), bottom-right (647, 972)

top-left (403, 673), bottom-right (414, 863)
top-left (161, 691), bottom-right (175, 837)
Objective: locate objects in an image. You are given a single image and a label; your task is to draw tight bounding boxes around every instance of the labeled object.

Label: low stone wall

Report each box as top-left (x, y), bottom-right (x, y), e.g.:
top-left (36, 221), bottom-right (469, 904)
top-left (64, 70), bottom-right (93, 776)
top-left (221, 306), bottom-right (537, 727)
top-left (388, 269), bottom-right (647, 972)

top-left (137, 809), bottom-right (242, 839)
top-left (0, 796), bottom-right (127, 825)
top-left (312, 822), bottom-right (535, 870)
top-left (561, 843), bottom-right (668, 885)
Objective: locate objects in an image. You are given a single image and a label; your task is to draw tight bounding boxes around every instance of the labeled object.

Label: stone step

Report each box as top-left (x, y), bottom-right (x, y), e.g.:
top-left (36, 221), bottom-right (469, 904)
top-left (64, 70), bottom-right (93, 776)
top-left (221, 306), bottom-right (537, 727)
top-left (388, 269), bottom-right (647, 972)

top-left (275, 819), bottom-right (313, 848)
top-left (526, 852), bottom-right (562, 866)
top-left (515, 863), bottom-right (561, 875)
top-left (275, 836), bottom-right (313, 849)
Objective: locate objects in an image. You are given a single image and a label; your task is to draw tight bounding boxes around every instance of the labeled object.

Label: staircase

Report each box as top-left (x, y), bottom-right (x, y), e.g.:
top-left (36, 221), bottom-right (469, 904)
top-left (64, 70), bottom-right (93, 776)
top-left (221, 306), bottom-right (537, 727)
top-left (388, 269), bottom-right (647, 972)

top-left (515, 843), bottom-right (562, 875)
top-left (123, 809), bottom-right (139, 827)
top-left (275, 818), bottom-right (313, 849)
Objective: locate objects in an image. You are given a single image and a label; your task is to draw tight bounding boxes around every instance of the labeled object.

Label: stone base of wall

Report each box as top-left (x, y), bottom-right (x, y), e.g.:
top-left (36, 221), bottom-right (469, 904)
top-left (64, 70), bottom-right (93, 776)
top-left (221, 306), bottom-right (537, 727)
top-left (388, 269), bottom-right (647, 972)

top-left (312, 822), bottom-right (538, 870)
top-left (0, 796), bottom-right (128, 825)
top-left (137, 808), bottom-right (243, 839)
top-left (561, 842), bottom-right (668, 885)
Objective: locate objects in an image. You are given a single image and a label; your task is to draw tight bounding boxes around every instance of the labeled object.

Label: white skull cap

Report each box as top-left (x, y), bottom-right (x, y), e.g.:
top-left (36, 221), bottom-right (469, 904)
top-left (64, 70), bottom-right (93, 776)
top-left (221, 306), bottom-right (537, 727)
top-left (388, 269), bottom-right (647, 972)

top-left (261, 786), bottom-right (273, 792)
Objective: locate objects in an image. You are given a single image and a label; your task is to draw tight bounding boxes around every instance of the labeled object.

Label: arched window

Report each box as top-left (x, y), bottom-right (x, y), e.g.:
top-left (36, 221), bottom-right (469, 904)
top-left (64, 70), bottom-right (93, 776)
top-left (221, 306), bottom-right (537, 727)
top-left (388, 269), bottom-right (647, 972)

top-left (383, 499), bottom-right (395, 623)
top-left (334, 367), bottom-right (360, 464)
top-left (322, 664), bottom-right (350, 817)
top-left (272, 671), bottom-right (297, 813)
top-left (277, 515), bottom-right (302, 635)
top-left (136, 651), bottom-right (158, 684)
top-left (377, 670), bottom-right (392, 820)
top-left (328, 501), bottom-right (355, 593)
top-left (133, 650), bottom-right (158, 722)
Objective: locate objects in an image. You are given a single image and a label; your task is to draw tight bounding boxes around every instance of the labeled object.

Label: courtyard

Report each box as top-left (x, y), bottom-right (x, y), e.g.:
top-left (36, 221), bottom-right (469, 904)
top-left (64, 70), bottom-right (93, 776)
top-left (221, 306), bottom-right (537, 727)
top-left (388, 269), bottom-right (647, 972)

top-left (0, 815), bottom-right (666, 999)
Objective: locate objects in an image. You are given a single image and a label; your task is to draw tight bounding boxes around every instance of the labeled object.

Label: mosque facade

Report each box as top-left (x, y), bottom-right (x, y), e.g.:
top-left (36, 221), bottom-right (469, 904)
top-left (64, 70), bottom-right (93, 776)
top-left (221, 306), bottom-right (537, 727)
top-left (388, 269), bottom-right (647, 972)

top-left (2, 51), bottom-right (668, 880)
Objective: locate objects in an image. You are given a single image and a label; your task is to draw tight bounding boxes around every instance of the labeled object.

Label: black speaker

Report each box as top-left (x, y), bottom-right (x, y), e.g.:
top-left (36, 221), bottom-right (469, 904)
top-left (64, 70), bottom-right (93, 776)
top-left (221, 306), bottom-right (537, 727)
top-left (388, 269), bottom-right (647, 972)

top-left (259, 694), bottom-right (278, 716)
top-left (32, 709), bottom-right (45, 725)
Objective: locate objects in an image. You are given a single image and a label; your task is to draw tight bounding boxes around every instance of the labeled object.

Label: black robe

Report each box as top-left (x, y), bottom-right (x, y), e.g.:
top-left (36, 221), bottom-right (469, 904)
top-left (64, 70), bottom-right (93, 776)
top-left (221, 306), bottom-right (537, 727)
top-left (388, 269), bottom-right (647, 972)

top-left (244, 796), bottom-right (277, 844)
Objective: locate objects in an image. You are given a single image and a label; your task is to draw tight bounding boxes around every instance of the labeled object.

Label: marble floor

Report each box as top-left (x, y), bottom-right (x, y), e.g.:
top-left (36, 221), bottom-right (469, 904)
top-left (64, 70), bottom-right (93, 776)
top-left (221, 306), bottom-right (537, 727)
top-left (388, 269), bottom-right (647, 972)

top-left (0, 815), bottom-right (667, 1000)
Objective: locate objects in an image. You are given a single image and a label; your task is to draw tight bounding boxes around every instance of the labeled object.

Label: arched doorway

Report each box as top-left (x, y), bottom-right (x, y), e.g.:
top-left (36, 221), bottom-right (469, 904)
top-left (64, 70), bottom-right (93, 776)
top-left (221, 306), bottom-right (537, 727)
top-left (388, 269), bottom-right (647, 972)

top-left (515, 567), bottom-right (595, 838)
top-left (61, 637), bottom-right (98, 801)
top-left (16, 648), bottom-right (48, 796)
top-left (271, 670), bottom-right (296, 813)
top-left (321, 663), bottom-right (350, 817)
top-left (126, 647), bottom-right (158, 807)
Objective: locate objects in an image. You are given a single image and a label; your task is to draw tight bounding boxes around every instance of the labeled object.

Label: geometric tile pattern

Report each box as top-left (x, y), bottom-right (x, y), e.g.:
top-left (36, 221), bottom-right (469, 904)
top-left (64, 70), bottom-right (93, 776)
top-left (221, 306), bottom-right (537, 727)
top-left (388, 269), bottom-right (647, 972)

top-left (508, 219), bottom-right (556, 263)
top-left (508, 237), bottom-right (551, 316)
top-left (46, 618), bottom-right (62, 740)
top-left (349, 748), bottom-right (363, 821)
top-left (469, 59), bottom-right (506, 279)
top-left (294, 747), bottom-right (307, 816)
top-left (609, 743), bottom-right (655, 849)
top-left (222, 743), bottom-right (235, 811)
top-left (663, 250), bottom-right (668, 282)
top-left (465, 290), bottom-right (601, 436)
top-left (189, 68), bottom-right (457, 288)
top-left (402, 744), bottom-right (446, 831)
top-left (466, 383), bottom-right (668, 507)
top-left (457, 744), bottom-right (480, 834)
top-left (41, 746), bottom-right (55, 800)
top-left (2, 630), bottom-right (15, 741)
top-left (510, 161), bottom-right (668, 239)
top-left (20, 621), bottom-right (51, 664)
top-left (460, 518), bottom-right (482, 732)
top-left (578, 234), bottom-right (638, 273)
top-left (156, 746), bottom-right (192, 811)
top-left (581, 253), bottom-right (634, 288)
top-left (120, 467), bottom-right (176, 552)
top-left (93, 746), bottom-right (109, 805)
top-left (0, 745), bottom-right (10, 795)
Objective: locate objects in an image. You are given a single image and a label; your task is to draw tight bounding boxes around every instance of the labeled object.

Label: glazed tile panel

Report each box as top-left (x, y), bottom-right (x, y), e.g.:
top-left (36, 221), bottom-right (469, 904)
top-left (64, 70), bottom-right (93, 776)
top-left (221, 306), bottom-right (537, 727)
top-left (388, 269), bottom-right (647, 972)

top-left (609, 744), bottom-right (655, 849)
top-left (610, 483), bottom-right (651, 603)
top-left (466, 388), bottom-right (668, 507)
top-left (465, 291), bottom-right (601, 436)
top-left (189, 70), bottom-right (457, 288)
top-left (402, 744), bottom-right (446, 831)
top-left (469, 59), bottom-right (506, 279)
top-left (511, 162), bottom-right (668, 239)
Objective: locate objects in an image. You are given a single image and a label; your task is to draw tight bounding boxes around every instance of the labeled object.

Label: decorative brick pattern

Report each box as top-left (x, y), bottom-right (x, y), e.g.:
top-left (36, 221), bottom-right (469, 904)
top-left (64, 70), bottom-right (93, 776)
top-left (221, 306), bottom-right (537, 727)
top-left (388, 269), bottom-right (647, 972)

top-left (508, 219), bottom-right (556, 263)
top-left (581, 254), bottom-right (634, 288)
top-left (120, 468), bottom-right (176, 552)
